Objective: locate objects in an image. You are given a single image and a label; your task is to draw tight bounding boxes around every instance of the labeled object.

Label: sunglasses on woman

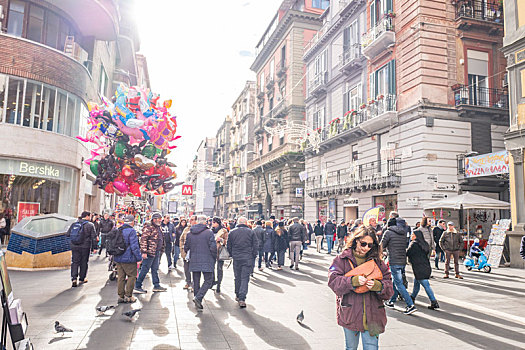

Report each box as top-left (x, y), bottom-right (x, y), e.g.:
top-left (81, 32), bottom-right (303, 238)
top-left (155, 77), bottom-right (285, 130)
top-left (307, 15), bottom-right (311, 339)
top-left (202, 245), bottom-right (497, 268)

top-left (359, 241), bottom-right (374, 248)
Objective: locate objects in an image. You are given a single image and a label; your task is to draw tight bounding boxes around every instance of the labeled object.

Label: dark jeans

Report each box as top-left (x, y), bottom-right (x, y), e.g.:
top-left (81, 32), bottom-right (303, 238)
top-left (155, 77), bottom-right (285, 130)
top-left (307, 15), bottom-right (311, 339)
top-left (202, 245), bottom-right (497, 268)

top-left (164, 241), bottom-right (173, 267)
top-left (98, 234), bottom-right (108, 255)
top-left (434, 250), bottom-right (445, 268)
top-left (389, 265), bottom-right (414, 307)
top-left (135, 251), bottom-right (161, 289)
top-left (71, 247), bottom-right (90, 281)
top-left (173, 245), bottom-right (181, 265)
top-left (258, 250), bottom-right (270, 268)
top-left (183, 260), bottom-right (192, 285)
top-left (233, 260), bottom-right (253, 301)
top-left (216, 260), bottom-right (224, 286)
top-left (192, 271), bottom-right (214, 301)
top-left (277, 250), bottom-right (285, 266)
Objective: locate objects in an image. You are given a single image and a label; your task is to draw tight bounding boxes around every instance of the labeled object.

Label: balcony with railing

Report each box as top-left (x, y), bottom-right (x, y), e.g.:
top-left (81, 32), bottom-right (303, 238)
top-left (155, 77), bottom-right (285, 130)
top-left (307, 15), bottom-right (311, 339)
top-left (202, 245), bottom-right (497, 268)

top-left (362, 16), bottom-right (395, 59)
top-left (247, 143), bottom-right (301, 172)
top-left (304, 20), bottom-right (331, 58)
top-left (452, 84), bottom-right (508, 119)
top-left (306, 158), bottom-right (401, 197)
top-left (339, 44), bottom-right (365, 73)
top-left (276, 60), bottom-right (287, 79)
top-left (455, 0), bottom-right (503, 32)
top-left (309, 71), bottom-right (328, 97)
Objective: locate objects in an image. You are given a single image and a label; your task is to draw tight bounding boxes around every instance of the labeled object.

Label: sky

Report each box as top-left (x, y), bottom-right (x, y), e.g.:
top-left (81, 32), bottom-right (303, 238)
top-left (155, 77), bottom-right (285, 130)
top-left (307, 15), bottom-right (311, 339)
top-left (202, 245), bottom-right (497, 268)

top-left (134, 0), bottom-right (283, 182)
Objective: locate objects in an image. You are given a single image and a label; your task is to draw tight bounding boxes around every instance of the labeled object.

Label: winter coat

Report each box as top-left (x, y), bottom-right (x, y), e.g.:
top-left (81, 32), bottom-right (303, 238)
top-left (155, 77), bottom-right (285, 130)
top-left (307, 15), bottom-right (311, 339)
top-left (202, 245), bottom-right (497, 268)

top-left (273, 228), bottom-right (289, 252)
top-left (253, 225), bottom-right (266, 250)
top-left (337, 225), bottom-right (347, 239)
top-left (288, 222), bottom-right (306, 242)
top-left (140, 222), bottom-right (164, 257)
top-left (328, 249), bottom-right (393, 337)
top-left (175, 224), bottom-right (187, 247)
top-left (114, 224), bottom-right (143, 264)
top-left (520, 236), bottom-right (525, 260)
top-left (381, 218), bottom-right (409, 266)
top-left (179, 227), bottom-right (190, 259)
top-left (433, 226), bottom-right (445, 253)
top-left (227, 224), bottom-right (259, 264)
top-left (418, 225), bottom-right (435, 250)
top-left (439, 228), bottom-right (463, 252)
top-left (184, 224), bottom-right (217, 273)
top-left (263, 227), bottom-right (275, 252)
top-left (324, 222), bottom-right (336, 236)
top-left (314, 224), bottom-right (324, 236)
top-left (99, 218), bottom-right (114, 234)
top-left (406, 240), bottom-right (432, 280)
top-left (161, 221), bottom-right (175, 244)
top-left (67, 219), bottom-right (97, 249)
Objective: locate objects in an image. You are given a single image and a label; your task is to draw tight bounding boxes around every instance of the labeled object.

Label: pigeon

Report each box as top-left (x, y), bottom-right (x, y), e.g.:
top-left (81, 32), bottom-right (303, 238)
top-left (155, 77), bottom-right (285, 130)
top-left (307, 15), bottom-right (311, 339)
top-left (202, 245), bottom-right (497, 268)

top-left (122, 309), bottom-right (141, 319)
top-left (296, 310), bottom-right (304, 324)
top-left (96, 305), bottom-right (116, 315)
top-left (54, 321), bottom-right (73, 335)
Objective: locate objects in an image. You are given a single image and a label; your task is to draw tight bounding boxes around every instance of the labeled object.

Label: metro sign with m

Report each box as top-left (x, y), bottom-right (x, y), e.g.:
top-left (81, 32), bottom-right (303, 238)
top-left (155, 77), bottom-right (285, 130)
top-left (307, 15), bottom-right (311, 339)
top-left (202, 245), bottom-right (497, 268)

top-left (182, 185), bottom-right (193, 196)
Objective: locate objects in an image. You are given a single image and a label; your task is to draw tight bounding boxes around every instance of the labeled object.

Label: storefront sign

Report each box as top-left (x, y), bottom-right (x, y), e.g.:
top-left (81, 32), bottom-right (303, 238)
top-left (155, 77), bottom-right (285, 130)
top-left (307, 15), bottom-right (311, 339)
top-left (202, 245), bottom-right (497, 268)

top-left (0, 158), bottom-right (71, 182)
top-left (295, 188), bottom-right (304, 198)
top-left (17, 202), bottom-right (40, 223)
top-left (343, 198), bottom-right (359, 207)
top-left (464, 151), bottom-right (509, 178)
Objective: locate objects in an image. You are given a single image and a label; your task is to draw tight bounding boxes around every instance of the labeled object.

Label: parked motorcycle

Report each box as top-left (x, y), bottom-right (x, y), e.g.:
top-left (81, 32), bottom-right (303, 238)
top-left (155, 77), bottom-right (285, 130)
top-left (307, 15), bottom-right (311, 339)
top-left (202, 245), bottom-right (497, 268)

top-left (464, 250), bottom-right (491, 273)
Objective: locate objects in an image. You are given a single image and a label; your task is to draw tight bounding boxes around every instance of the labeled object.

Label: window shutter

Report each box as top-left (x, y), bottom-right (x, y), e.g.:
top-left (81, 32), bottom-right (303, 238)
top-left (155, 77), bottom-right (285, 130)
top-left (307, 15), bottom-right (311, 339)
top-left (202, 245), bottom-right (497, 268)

top-left (370, 72), bottom-right (376, 99)
top-left (343, 27), bottom-right (350, 52)
top-left (388, 60), bottom-right (396, 95)
top-left (387, 0), bottom-right (393, 13)
top-left (343, 91), bottom-right (349, 113)
top-left (371, 2), bottom-right (376, 28)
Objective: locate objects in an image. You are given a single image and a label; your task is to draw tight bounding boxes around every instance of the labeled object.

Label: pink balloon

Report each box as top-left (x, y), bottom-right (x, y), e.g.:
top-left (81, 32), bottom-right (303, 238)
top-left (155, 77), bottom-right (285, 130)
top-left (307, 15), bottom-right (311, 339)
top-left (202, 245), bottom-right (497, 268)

top-left (113, 181), bottom-right (129, 195)
top-left (114, 118), bottom-right (145, 140)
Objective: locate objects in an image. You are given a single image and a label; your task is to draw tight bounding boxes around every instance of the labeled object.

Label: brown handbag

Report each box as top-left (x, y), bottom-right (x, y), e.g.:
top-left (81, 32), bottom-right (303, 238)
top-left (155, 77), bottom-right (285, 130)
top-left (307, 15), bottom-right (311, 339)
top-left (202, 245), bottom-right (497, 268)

top-left (344, 259), bottom-right (383, 294)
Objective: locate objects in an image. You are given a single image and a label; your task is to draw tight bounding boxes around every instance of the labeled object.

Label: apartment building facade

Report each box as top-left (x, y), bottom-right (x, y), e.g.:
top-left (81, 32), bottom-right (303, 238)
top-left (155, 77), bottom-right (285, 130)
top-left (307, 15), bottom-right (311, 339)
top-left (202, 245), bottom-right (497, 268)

top-left (212, 117), bottom-right (231, 218)
top-left (0, 0), bottom-right (147, 218)
top-left (303, 0), bottom-right (508, 229)
top-left (189, 138), bottom-right (216, 216)
top-left (503, 0), bottom-right (525, 267)
top-left (249, 0), bottom-right (324, 220)
top-left (226, 81), bottom-right (256, 218)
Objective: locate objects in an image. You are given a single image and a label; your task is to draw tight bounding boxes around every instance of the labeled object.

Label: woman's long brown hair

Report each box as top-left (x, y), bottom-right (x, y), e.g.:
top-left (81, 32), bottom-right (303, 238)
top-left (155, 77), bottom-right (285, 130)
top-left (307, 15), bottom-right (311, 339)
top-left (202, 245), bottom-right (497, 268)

top-left (345, 225), bottom-right (382, 260)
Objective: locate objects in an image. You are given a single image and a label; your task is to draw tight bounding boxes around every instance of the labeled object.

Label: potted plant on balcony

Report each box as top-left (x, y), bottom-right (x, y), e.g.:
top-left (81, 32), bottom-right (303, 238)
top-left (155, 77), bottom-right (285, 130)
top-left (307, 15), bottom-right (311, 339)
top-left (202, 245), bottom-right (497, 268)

top-left (386, 11), bottom-right (396, 18)
top-left (368, 99), bottom-right (376, 105)
top-left (328, 118), bottom-right (340, 137)
top-left (360, 103), bottom-right (367, 110)
top-left (343, 110), bottom-right (355, 130)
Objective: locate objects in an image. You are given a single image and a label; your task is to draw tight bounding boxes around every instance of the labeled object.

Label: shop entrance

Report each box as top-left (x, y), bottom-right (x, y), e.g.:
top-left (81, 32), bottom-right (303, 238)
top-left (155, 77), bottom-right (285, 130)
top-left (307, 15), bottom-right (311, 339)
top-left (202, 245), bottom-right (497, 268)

top-left (0, 174), bottom-right (60, 220)
top-left (344, 206), bottom-right (358, 222)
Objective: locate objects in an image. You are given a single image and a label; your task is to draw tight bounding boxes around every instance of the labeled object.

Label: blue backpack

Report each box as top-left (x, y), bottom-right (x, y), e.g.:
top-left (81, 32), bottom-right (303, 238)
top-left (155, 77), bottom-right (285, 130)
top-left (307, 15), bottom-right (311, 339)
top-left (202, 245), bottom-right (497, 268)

top-left (69, 221), bottom-right (86, 245)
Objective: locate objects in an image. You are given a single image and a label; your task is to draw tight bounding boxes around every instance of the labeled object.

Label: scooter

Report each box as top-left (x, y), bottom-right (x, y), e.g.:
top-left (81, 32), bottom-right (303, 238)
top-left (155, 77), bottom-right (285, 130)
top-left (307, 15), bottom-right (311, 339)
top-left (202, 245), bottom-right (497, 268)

top-left (464, 250), bottom-right (491, 273)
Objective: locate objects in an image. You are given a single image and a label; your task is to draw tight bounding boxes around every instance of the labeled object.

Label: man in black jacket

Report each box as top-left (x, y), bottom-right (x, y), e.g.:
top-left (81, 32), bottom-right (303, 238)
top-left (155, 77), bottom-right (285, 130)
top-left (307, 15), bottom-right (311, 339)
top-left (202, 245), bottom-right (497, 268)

top-left (227, 216), bottom-right (259, 308)
top-left (433, 220), bottom-right (446, 269)
top-left (252, 220), bottom-right (266, 270)
top-left (336, 220), bottom-right (347, 253)
top-left (98, 212), bottom-right (114, 257)
top-left (288, 218), bottom-right (306, 270)
top-left (324, 219), bottom-right (336, 254)
top-left (382, 217), bottom-right (417, 315)
top-left (67, 211), bottom-right (97, 288)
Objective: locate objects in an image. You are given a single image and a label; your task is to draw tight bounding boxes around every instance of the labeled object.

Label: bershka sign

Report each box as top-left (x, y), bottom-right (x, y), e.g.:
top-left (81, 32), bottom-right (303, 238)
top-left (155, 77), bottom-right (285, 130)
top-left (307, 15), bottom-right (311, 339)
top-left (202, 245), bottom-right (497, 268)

top-left (19, 162), bottom-right (60, 178)
top-left (182, 185), bottom-right (193, 196)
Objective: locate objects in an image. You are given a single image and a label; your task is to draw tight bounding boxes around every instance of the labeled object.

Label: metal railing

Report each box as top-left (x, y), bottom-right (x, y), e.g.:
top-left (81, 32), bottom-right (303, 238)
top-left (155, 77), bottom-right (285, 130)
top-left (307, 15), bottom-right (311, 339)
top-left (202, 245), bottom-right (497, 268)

top-left (455, 0), bottom-right (504, 23)
top-left (362, 17), bottom-right (394, 49)
top-left (453, 85), bottom-right (508, 109)
top-left (304, 20), bottom-right (331, 55)
top-left (309, 71), bottom-right (328, 94)
top-left (340, 44), bottom-right (362, 68)
top-left (305, 158), bottom-right (401, 193)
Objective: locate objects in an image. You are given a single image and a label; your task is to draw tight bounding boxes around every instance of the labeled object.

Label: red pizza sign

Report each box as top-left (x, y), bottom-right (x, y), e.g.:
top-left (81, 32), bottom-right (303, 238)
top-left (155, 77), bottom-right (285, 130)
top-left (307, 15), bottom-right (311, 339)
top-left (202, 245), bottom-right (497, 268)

top-left (182, 185), bottom-right (193, 196)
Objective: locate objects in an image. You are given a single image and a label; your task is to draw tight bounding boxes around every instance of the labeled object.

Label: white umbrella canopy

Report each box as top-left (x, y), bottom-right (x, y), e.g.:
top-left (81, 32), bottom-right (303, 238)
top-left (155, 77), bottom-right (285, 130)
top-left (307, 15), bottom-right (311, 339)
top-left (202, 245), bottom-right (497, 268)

top-left (424, 192), bottom-right (510, 210)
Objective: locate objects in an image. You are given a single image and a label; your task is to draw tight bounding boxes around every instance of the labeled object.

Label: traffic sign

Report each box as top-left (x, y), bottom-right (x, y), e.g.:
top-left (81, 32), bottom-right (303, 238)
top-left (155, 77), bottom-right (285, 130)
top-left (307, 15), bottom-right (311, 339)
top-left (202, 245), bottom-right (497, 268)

top-left (182, 185), bottom-right (193, 195)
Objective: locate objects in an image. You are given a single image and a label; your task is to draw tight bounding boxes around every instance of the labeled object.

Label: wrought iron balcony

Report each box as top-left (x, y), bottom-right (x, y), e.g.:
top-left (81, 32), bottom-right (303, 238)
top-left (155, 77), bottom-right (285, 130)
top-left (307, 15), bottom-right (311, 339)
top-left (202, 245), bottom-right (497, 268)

top-left (309, 71), bottom-right (328, 97)
top-left (339, 44), bottom-right (364, 73)
top-left (453, 85), bottom-right (508, 109)
top-left (362, 17), bottom-right (395, 59)
top-left (276, 60), bottom-right (287, 78)
top-left (306, 158), bottom-right (401, 197)
top-left (455, 0), bottom-right (504, 31)
top-left (213, 187), bottom-right (224, 197)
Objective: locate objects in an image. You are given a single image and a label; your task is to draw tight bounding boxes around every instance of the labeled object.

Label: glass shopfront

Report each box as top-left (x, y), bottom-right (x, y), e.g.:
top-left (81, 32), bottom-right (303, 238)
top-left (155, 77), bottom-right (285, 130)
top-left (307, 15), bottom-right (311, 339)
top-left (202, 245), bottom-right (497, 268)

top-left (0, 158), bottom-right (77, 220)
top-left (0, 74), bottom-right (88, 137)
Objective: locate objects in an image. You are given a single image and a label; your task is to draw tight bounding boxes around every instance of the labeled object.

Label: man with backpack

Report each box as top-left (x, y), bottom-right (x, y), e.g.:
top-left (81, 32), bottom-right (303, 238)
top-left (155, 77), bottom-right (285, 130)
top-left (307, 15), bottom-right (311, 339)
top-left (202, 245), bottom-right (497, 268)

top-left (66, 211), bottom-right (97, 288)
top-left (113, 215), bottom-right (142, 304)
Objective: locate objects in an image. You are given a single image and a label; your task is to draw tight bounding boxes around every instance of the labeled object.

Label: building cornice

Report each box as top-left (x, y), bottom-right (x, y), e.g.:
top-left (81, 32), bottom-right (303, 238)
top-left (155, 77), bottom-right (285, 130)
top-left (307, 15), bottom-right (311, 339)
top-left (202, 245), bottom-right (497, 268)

top-left (251, 10), bottom-right (322, 73)
top-left (303, 0), bottom-right (366, 61)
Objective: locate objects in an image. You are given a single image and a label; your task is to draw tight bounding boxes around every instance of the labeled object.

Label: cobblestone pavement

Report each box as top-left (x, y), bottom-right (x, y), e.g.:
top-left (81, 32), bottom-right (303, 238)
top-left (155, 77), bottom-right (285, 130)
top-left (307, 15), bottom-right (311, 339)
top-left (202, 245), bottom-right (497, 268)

top-left (7, 248), bottom-right (525, 349)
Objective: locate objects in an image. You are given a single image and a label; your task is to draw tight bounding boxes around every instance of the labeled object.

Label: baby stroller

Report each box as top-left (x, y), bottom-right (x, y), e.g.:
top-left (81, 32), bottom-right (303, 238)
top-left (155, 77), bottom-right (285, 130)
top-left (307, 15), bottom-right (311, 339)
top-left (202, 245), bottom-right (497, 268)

top-left (108, 255), bottom-right (118, 281)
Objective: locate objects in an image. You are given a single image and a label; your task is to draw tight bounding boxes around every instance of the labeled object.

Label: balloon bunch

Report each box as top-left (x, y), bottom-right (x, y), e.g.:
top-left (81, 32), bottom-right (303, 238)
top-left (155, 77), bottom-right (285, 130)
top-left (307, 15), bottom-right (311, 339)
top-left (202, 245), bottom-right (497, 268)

top-left (78, 84), bottom-right (180, 197)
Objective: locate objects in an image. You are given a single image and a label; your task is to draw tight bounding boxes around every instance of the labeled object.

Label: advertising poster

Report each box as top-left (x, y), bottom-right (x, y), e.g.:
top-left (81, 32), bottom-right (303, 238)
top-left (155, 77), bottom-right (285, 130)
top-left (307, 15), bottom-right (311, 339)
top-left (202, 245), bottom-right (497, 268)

top-left (328, 199), bottom-right (336, 221)
top-left (17, 202), bottom-right (40, 223)
top-left (464, 151), bottom-right (509, 178)
top-left (362, 206), bottom-right (385, 226)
